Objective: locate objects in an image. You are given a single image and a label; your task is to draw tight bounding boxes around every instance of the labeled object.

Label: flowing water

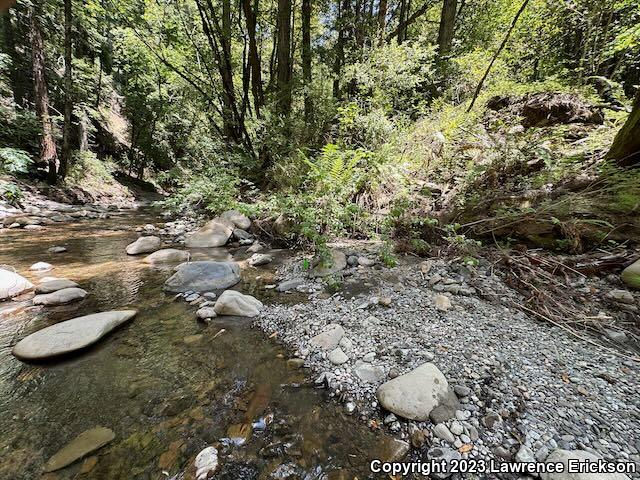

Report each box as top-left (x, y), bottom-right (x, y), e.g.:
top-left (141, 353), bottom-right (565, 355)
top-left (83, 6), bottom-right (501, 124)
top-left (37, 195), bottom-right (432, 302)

top-left (0, 210), bottom-right (389, 480)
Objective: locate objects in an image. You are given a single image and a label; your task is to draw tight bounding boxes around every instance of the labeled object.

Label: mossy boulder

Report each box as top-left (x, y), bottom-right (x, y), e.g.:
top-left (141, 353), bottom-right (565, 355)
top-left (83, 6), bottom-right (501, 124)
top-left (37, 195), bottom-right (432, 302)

top-left (621, 259), bottom-right (640, 290)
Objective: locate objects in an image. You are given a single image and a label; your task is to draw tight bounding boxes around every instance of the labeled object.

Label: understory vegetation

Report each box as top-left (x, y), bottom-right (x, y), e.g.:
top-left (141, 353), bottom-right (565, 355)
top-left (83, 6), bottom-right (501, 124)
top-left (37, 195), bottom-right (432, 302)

top-left (1, 0), bottom-right (639, 256)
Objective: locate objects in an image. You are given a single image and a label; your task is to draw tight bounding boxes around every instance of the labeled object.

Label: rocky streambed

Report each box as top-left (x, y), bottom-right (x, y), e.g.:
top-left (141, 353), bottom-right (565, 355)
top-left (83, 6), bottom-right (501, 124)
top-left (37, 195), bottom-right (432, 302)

top-left (0, 200), bottom-right (639, 479)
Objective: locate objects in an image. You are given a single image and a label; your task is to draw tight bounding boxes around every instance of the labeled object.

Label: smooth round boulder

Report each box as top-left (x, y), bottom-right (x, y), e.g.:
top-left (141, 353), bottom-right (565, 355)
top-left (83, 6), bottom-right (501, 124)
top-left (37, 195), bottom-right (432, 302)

top-left (248, 253), bottom-right (273, 267)
top-left (30, 261), bottom-right (53, 271)
top-left (196, 306), bottom-right (217, 320)
top-left (621, 258), bottom-right (640, 290)
top-left (214, 290), bottom-right (263, 317)
top-left (33, 287), bottom-right (88, 306)
top-left (143, 249), bottom-right (191, 264)
top-left (0, 268), bottom-right (33, 300)
top-left (43, 427), bottom-right (116, 472)
top-left (376, 363), bottom-right (450, 421)
top-left (541, 449), bottom-right (630, 480)
top-left (220, 210), bottom-right (251, 230)
top-left (12, 310), bottom-right (137, 361)
top-left (164, 261), bottom-right (241, 293)
top-left (35, 279), bottom-right (79, 294)
top-left (126, 236), bottom-right (162, 255)
top-left (185, 218), bottom-right (234, 248)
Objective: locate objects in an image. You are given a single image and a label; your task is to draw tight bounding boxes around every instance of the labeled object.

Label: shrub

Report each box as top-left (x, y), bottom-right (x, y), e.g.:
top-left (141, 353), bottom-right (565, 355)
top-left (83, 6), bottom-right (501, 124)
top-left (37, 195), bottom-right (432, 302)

top-left (0, 148), bottom-right (33, 174)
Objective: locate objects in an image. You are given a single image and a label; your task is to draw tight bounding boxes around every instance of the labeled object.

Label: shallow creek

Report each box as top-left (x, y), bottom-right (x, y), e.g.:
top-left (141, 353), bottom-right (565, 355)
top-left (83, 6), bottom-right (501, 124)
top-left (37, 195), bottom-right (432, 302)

top-left (0, 210), bottom-right (390, 480)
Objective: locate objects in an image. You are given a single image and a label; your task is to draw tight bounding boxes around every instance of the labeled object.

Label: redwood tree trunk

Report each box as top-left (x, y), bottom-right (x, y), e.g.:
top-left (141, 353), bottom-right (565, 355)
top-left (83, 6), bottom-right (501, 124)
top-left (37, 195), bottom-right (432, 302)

top-left (242, 0), bottom-right (264, 116)
top-left (29, 2), bottom-right (58, 184)
top-left (61, 0), bottom-right (73, 179)
top-left (276, 0), bottom-right (292, 115)
top-left (302, 0), bottom-right (313, 122)
top-left (377, 0), bottom-right (387, 45)
top-left (437, 0), bottom-right (457, 57)
top-left (2, 10), bottom-right (26, 106)
top-left (607, 90), bottom-right (640, 167)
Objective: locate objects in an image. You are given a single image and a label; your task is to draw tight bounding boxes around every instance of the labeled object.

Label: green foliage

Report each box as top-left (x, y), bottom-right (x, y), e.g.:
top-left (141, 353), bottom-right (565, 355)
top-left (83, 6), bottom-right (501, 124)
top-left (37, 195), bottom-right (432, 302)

top-left (0, 182), bottom-right (24, 206)
top-left (0, 148), bottom-right (33, 174)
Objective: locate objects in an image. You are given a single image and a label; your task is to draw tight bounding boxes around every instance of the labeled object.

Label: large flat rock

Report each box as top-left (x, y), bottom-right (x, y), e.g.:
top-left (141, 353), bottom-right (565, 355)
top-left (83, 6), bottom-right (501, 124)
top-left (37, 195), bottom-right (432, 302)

top-left (12, 310), bottom-right (138, 361)
top-left (33, 287), bottom-right (87, 306)
top-left (185, 218), bottom-right (234, 248)
top-left (35, 279), bottom-right (79, 294)
top-left (126, 236), bottom-right (162, 255)
top-left (376, 363), bottom-right (450, 421)
top-left (164, 261), bottom-right (241, 293)
top-left (310, 250), bottom-right (347, 278)
top-left (0, 268), bottom-right (33, 300)
top-left (43, 426), bottom-right (115, 472)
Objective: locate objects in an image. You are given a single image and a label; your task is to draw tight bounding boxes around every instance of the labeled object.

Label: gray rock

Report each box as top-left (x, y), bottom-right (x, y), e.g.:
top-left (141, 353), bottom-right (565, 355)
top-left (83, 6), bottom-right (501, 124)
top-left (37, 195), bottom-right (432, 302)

top-left (354, 362), bottom-right (385, 383)
top-left (450, 420), bottom-right (463, 435)
top-left (220, 210), bottom-right (251, 230)
top-left (164, 261), bottom-right (241, 293)
top-left (429, 387), bottom-right (461, 424)
top-left (604, 329), bottom-right (627, 343)
top-left (310, 324), bottom-right (345, 350)
top-left (358, 256), bottom-right (376, 267)
top-left (516, 445), bottom-right (536, 463)
top-left (621, 259), bottom-right (640, 290)
top-left (310, 250), bottom-right (347, 278)
top-left (214, 290), bottom-right (263, 317)
top-left (248, 253), bottom-right (274, 267)
top-left (0, 268), bottom-right (33, 300)
top-left (43, 426), bottom-right (115, 472)
top-left (47, 246), bottom-right (67, 253)
top-left (12, 310), bottom-right (137, 360)
top-left (434, 424), bottom-right (456, 444)
top-left (185, 218), bottom-right (234, 247)
top-left (376, 363), bottom-right (450, 421)
top-left (277, 278), bottom-right (305, 292)
top-left (126, 236), bottom-right (162, 255)
top-left (328, 347), bottom-right (348, 365)
top-left (427, 447), bottom-right (462, 479)
top-left (541, 449), bottom-right (630, 480)
top-left (454, 385), bottom-right (471, 397)
top-left (232, 228), bottom-right (252, 241)
top-left (143, 249), bottom-right (191, 264)
top-left (347, 255), bottom-right (359, 266)
top-left (33, 287), bottom-right (88, 306)
top-left (247, 242), bottom-right (264, 253)
top-left (35, 279), bottom-right (79, 294)
top-left (607, 289), bottom-right (635, 304)
top-left (196, 306), bottom-right (217, 320)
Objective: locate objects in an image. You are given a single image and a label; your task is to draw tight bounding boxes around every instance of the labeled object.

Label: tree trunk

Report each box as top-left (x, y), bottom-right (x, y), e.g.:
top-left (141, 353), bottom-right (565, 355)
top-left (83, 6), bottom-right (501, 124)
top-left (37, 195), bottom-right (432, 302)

top-left (606, 90), bottom-right (640, 167)
top-left (397, 0), bottom-right (408, 44)
top-left (302, 0), bottom-right (313, 122)
top-left (276, 0), bottom-right (292, 115)
top-left (29, 2), bottom-right (58, 184)
top-left (437, 0), bottom-right (457, 57)
top-left (332, 0), bottom-right (348, 99)
top-left (2, 10), bottom-right (26, 106)
top-left (377, 0), bottom-right (387, 45)
top-left (61, 0), bottom-right (73, 179)
top-left (242, 0), bottom-right (264, 116)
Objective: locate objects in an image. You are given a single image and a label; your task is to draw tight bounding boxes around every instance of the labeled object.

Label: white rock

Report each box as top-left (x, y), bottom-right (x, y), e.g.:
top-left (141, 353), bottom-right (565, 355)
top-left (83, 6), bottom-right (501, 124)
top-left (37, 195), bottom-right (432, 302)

top-left (435, 294), bottom-right (451, 312)
top-left (220, 210), bottom-right (251, 230)
top-left (196, 306), bottom-right (217, 320)
top-left (185, 218), bottom-right (234, 248)
top-left (376, 363), bottom-right (450, 421)
top-left (33, 287), bottom-right (87, 306)
top-left (328, 347), bottom-right (348, 365)
top-left (35, 279), bottom-right (79, 294)
top-left (248, 253), bottom-right (274, 267)
top-left (125, 236), bottom-right (161, 255)
top-left (195, 446), bottom-right (219, 480)
top-left (214, 290), bottom-right (263, 317)
top-left (0, 268), bottom-right (33, 300)
top-left (30, 261), bottom-right (53, 271)
top-left (143, 248), bottom-right (190, 264)
top-left (310, 324), bottom-right (345, 350)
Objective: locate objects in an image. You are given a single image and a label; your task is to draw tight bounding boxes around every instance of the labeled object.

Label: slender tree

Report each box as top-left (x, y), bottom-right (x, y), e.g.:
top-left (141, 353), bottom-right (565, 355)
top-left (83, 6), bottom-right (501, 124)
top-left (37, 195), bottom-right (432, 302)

top-left (61, 0), bottom-right (73, 178)
top-left (242, 0), bottom-right (264, 116)
top-left (2, 10), bottom-right (25, 106)
top-left (437, 0), bottom-right (457, 57)
top-left (276, 0), bottom-right (293, 115)
top-left (301, 0), bottom-right (313, 122)
top-left (29, 0), bottom-right (58, 183)
top-left (377, 0), bottom-right (387, 45)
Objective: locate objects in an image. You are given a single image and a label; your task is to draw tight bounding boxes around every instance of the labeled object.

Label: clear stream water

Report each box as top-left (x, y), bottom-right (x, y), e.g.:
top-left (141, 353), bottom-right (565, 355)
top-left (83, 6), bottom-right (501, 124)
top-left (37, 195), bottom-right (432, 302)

top-left (0, 210), bottom-right (393, 480)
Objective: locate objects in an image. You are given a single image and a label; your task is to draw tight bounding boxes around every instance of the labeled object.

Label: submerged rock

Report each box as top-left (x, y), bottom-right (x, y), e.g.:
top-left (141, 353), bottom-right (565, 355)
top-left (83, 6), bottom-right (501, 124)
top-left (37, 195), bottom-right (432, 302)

top-left (164, 261), bottom-right (241, 293)
top-left (33, 287), bottom-right (87, 306)
top-left (621, 259), bottom-right (640, 290)
top-left (214, 290), bottom-right (263, 317)
top-left (12, 310), bottom-right (137, 361)
top-left (143, 248), bottom-right (191, 264)
top-left (35, 279), bottom-right (79, 294)
top-left (0, 268), bottom-right (33, 300)
top-left (126, 236), bottom-right (162, 255)
top-left (47, 246), bottom-right (67, 253)
top-left (376, 363), bottom-right (450, 421)
top-left (43, 426), bottom-right (115, 472)
top-left (185, 218), bottom-right (234, 248)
